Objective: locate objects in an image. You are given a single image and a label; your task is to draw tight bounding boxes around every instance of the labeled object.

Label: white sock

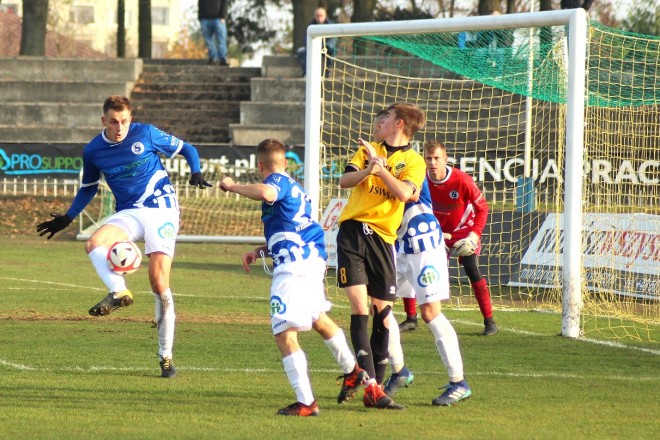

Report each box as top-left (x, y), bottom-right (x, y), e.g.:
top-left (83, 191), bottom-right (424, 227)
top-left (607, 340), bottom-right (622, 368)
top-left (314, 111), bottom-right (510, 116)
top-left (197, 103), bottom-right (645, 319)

top-left (154, 289), bottom-right (175, 359)
top-left (323, 329), bottom-right (356, 374)
top-left (428, 313), bottom-right (464, 383)
top-left (89, 247), bottom-right (127, 293)
top-left (387, 313), bottom-right (404, 374)
top-left (282, 350), bottom-right (315, 405)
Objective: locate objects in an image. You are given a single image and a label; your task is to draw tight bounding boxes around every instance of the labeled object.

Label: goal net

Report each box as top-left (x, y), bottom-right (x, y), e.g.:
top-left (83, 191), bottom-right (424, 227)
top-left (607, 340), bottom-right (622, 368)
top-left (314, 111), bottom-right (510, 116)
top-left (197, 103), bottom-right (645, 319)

top-left (303, 10), bottom-right (659, 342)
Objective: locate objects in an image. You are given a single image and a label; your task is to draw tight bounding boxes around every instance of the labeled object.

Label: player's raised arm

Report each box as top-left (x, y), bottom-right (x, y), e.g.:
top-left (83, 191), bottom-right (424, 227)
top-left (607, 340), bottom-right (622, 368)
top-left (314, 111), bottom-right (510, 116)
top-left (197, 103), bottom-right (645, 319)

top-left (220, 176), bottom-right (277, 203)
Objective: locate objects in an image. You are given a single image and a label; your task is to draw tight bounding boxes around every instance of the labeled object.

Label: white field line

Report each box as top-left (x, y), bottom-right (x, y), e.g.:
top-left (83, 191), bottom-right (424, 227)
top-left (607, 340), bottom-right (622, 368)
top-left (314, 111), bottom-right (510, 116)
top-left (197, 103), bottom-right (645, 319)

top-left (0, 362), bottom-right (657, 383)
top-left (0, 277), bottom-right (106, 291)
top-left (2, 277), bottom-right (658, 358)
top-left (0, 359), bottom-right (36, 370)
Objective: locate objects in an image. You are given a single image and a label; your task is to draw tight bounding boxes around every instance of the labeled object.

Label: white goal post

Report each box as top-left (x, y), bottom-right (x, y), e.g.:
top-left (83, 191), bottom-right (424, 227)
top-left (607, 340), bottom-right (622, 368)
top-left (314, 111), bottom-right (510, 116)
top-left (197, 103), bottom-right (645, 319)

top-left (304, 9), bottom-right (588, 338)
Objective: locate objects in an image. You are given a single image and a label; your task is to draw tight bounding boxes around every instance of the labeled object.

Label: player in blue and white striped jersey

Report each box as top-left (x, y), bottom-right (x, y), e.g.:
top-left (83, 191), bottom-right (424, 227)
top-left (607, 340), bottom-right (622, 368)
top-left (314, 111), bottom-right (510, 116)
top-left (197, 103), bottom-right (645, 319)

top-left (384, 177), bottom-right (472, 406)
top-left (221, 138), bottom-right (365, 417)
top-left (37, 95), bottom-right (211, 378)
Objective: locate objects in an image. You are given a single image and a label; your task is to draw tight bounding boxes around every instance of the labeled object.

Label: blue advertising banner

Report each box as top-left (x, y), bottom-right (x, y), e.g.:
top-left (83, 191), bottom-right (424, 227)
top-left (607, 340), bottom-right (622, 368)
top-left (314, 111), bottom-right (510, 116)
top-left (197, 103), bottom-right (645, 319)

top-left (0, 144), bottom-right (84, 177)
top-left (0, 143), bottom-right (307, 179)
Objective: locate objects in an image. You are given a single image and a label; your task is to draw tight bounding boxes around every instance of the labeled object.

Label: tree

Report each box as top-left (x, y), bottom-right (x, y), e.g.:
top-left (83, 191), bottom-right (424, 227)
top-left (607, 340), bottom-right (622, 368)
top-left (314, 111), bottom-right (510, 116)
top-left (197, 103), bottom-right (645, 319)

top-left (117, 0), bottom-right (126, 58)
top-left (138, 0), bottom-right (151, 59)
top-left (353, 0), bottom-right (378, 23)
top-left (621, 0), bottom-right (660, 37)
top-left (227, 0), bottom-right (280, 58)
top-left (20, 0), bottom-right (49, 56)
top-left (478, 0), bottom-right (501, 15)
top-left (560, 0), bottom-right (594, 10)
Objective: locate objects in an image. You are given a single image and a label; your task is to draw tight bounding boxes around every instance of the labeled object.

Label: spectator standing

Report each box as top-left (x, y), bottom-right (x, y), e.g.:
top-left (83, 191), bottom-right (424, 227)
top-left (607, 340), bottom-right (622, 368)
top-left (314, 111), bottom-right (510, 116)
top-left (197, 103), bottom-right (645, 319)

top-left (199, 0), bottom-right (229, 66)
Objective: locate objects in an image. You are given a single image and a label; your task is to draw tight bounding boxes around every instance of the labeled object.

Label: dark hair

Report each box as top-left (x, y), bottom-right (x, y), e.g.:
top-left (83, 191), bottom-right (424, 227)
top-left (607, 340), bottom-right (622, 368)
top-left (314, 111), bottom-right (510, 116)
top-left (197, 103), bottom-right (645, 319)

top-left (103, 95), bottom-right (131, 114)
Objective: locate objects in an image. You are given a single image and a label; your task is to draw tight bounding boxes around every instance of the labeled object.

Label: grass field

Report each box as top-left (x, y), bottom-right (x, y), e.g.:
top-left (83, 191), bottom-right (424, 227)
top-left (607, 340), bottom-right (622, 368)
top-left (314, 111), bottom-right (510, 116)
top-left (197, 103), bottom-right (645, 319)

top-left (1, 236), bottom-right (658, 440)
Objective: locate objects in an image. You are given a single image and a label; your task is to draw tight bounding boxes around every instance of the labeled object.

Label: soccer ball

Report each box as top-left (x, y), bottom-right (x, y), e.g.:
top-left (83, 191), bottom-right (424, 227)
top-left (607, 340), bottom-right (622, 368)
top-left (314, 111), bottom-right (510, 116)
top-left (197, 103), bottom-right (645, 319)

top-left (107, 241), bottom-right (142, 275)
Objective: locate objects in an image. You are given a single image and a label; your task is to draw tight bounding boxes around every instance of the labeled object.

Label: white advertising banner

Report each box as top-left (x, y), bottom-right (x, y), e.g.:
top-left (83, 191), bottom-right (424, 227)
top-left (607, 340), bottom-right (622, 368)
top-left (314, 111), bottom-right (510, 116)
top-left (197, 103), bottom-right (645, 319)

top-left (319, 198), bottom-right (347, 269)
top-left (510, 213), bottom-right (660, 299)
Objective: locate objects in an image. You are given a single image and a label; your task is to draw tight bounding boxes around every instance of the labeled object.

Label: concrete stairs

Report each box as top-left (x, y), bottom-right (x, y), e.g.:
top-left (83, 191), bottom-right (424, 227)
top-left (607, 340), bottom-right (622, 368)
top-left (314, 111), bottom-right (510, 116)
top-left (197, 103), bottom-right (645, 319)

top-left (229, 56), bottom-right (305, 146)
top-left (0, 57), bottom-right (142, 143)
top-left (130, 59), bottom-right (261, 144)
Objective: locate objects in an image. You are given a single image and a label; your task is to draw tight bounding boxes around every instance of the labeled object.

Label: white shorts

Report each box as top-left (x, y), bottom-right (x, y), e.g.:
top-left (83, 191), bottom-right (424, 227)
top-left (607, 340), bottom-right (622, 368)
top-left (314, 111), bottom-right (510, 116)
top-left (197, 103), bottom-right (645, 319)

top-left (104, 208), bottom-right (179, 258)
top-left (396, 247), bottom-right (450, 305)
top-left (270, 256), bottom-right (331, 335)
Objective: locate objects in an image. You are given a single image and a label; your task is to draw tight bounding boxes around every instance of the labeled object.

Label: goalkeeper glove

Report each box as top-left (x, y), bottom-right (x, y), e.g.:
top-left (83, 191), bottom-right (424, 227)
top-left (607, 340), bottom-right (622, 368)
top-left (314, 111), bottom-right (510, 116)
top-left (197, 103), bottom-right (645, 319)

top-left (189, 172), bottom-right (212, 189)
top-left (36, 213), bottom-right (72, 239)
top-left (453, 231), bottom-right (479, 257)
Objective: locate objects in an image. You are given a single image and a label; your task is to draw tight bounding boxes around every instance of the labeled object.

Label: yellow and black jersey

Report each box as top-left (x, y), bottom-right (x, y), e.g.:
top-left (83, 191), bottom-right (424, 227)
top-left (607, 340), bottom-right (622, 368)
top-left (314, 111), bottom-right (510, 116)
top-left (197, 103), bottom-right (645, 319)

top-left (338, 141), bottom-right (426, 244)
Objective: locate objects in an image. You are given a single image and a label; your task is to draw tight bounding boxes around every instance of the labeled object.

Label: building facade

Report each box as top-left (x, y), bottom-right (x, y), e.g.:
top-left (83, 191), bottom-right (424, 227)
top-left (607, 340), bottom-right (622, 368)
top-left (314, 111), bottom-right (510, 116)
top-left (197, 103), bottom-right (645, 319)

top-left (0, 0), bottom-right (186, 58)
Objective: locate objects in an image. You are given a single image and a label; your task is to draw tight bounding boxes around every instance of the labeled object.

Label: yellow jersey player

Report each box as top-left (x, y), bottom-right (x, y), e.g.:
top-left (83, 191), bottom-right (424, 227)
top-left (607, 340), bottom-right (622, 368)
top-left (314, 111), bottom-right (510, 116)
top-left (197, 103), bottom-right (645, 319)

top-left (336, 103), bottom-right (426, 409)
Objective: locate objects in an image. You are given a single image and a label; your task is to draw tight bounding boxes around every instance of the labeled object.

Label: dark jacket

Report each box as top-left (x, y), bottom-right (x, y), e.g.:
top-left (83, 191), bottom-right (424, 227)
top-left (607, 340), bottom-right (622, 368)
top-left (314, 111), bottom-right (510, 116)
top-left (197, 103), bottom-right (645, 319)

top-left (198, 0), bottom-right (228, 20)
top-left (309, 17), bottom-right (336, 50)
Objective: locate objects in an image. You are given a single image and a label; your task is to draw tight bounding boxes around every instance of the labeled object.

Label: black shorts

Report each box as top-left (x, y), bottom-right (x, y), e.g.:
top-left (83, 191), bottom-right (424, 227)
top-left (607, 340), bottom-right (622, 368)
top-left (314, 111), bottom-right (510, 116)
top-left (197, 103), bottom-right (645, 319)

top-left (336, 219), bottom-right (397, 301)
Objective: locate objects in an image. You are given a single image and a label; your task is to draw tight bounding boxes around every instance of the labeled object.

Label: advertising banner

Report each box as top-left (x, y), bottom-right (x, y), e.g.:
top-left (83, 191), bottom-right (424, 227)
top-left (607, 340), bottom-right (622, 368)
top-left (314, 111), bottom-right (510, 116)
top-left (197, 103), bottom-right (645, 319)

top-left (0, 143), bottom-right (306, 179)
top-left (509, 213), bottom-right (660, 299)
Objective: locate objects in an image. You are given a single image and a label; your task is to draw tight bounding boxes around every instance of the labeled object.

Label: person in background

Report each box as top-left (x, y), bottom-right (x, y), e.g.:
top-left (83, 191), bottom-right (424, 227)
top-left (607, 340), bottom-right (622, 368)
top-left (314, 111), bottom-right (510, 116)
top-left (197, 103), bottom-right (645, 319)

top-left (199, 0), bottom-right (229, 66)
top-left (295, 7), bottom-right (336, 77)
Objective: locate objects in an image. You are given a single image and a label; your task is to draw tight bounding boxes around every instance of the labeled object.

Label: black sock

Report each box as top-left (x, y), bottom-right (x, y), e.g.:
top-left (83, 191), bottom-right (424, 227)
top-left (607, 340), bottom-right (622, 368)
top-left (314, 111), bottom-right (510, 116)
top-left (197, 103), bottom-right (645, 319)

top-left (371, 306), bottom-right (391, 384)
top-left (350, 314), bottom-right (374, 379)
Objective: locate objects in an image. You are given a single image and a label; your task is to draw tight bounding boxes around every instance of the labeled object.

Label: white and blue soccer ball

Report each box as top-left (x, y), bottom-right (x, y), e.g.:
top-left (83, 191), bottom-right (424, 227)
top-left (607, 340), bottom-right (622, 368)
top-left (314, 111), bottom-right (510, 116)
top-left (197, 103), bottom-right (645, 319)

top-left (107, 241), bottom-right (142, 275)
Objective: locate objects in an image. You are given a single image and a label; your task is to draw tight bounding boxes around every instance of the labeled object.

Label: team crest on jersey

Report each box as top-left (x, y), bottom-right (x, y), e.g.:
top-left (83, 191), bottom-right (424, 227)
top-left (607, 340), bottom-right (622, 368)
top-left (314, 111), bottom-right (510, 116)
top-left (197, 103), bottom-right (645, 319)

top-left (392, 162), bottom-right (406, 177)
top-left (449, 190), bottom-right (459, 199)
top-left (417, 265), bottom-right (440, 287)
top-left (131, 142), bottom-right (145, 155)
top-left (271, 295), bottom-right (287, 316)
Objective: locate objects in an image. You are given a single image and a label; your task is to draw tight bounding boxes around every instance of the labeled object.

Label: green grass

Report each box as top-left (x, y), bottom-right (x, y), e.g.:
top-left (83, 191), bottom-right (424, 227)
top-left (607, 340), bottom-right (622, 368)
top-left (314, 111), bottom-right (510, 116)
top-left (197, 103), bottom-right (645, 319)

top-left (0, 237), bottom-right (658, 439)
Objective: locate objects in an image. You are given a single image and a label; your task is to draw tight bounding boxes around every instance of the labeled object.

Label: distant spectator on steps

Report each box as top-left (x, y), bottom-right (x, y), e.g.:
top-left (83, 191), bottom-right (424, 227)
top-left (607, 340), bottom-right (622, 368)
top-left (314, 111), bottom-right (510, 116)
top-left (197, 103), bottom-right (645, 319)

top-left (199, 0), bottom-right (229, 66)
top-left (295, 7), bottom-right (336, 77)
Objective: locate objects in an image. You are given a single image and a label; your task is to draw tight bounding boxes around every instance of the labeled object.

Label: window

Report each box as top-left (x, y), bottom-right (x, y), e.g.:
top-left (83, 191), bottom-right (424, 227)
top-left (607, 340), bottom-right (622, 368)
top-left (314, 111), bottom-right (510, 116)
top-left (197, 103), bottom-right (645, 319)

top-left (70, 5), bottom-right (94, 25)
top-left (152, 7), bottom-right (169, 26)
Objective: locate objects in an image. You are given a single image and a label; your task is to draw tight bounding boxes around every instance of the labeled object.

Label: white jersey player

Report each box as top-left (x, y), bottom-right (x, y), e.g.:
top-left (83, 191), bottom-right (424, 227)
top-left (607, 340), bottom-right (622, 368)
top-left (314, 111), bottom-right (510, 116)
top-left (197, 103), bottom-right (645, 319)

top-left (220, 138), bottom-right (366, 417)
top-left (384, 178), bottom-right (473, 406)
